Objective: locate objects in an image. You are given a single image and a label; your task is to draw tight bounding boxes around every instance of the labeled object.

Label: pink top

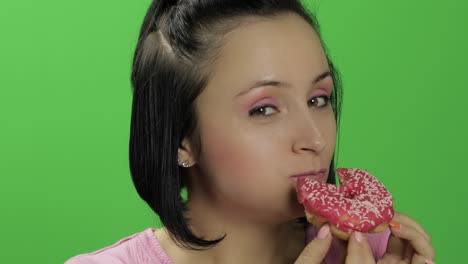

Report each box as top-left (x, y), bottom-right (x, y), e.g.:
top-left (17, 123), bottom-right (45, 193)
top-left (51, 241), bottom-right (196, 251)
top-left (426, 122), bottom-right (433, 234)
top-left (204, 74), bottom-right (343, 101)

top-left (65, 228), bottom-right (172, 264)
top-left (65, 225), bottom-right (390, 264)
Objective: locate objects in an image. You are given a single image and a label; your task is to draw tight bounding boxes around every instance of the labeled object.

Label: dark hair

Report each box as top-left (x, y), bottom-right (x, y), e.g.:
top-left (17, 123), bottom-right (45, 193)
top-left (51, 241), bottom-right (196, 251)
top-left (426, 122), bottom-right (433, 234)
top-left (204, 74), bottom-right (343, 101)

top-left (129, 0), bottom-right (343, 250)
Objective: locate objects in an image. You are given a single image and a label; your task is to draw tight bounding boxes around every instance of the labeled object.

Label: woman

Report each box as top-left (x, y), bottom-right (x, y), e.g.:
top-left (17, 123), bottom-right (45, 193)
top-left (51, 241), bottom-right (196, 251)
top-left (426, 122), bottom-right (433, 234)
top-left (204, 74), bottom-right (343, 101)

top-left (66, 0), bottom-right (435, 263)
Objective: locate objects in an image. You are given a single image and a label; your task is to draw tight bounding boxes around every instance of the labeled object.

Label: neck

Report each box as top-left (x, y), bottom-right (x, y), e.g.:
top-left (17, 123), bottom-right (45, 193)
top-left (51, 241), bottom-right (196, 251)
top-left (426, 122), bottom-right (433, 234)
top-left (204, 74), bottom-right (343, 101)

top-left (155, 193), bottom-right (306, 264)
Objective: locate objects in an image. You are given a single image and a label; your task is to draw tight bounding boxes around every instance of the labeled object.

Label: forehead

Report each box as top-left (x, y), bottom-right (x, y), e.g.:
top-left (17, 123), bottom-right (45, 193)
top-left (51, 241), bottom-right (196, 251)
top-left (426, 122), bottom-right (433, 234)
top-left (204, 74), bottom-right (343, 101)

top-left (206, 13), bottom-right (329, 95)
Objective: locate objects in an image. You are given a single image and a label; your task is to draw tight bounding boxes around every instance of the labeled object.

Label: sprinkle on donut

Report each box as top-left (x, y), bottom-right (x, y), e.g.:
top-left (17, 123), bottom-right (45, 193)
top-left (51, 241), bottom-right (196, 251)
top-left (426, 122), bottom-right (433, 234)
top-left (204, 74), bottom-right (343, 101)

top-left (296, 168), bottom-right (394, 233)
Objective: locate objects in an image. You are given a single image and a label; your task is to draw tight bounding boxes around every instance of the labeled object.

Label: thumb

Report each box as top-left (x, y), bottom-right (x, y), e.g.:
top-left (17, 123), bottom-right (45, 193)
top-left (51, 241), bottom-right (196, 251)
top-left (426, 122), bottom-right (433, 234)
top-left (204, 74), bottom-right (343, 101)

top-left (346, 232), bottom-right (375, 264)
top-left (295, 224), bottom-right (332, 264)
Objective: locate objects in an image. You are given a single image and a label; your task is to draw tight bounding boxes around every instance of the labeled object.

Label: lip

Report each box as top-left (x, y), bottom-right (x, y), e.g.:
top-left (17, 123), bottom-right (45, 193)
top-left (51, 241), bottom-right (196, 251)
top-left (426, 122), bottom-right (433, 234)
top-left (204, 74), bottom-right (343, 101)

top-left (290, 168), bottom-right (327, 183)
top-left (290, 168), bottom-right (327, 178)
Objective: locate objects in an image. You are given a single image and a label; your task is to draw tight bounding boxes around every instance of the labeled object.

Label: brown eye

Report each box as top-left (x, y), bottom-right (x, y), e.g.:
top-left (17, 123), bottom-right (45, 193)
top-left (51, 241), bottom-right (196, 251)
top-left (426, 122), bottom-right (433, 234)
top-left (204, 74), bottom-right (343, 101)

top-left (249, 105), bottom-right (278, 117)
top-left (308, 95), bottom-right (330, 108)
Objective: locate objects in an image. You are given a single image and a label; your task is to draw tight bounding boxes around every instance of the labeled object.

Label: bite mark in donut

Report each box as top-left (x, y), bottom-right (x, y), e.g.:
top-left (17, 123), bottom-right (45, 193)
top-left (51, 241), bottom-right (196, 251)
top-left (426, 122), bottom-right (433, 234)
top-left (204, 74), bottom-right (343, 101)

top-left (296, 168), bottom-right (394, 240)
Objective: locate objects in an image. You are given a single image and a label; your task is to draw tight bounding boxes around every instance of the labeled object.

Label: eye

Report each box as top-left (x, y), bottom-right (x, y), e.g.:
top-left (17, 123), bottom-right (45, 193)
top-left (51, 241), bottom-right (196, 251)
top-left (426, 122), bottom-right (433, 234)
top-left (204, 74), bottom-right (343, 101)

top-left (248, 105), bottom-right (278, 117)
top-left (308, 95), bottom-right (331, 108)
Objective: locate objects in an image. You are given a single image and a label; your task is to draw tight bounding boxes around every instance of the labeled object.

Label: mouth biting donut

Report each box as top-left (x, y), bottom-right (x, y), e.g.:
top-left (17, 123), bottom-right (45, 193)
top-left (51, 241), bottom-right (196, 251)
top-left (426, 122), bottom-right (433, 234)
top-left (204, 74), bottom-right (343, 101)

top-left (296, 168), bottom-right (395, 240)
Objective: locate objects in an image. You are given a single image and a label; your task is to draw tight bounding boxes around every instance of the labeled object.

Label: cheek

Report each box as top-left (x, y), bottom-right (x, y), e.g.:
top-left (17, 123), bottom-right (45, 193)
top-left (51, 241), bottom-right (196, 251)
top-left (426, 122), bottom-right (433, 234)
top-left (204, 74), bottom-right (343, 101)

top-left (323, 114), bottom-right (336, 140)
top-left (327, 112), bottom-right (337, 149)
top-left (197, 116), bottom-right (285, 203)
top-left (198, 122), bottom-right (292, 214)
top-left (200, 124), bottom-right (261, 180)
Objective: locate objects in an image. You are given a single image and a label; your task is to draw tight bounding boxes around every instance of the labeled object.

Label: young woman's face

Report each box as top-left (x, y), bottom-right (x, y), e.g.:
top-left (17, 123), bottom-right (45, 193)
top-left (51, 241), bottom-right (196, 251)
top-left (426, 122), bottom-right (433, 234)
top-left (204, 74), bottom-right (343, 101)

top-left (192, 13), bottom-right (336, 223)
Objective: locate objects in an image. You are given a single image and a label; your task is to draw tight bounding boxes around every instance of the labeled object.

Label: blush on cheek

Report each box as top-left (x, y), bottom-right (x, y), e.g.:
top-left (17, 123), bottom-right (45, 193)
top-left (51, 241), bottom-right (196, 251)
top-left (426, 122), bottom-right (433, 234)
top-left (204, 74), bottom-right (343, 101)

top-left (202, 132), bottom-right (247, 179)
top-left (199, 120), bottom-right (263, 187)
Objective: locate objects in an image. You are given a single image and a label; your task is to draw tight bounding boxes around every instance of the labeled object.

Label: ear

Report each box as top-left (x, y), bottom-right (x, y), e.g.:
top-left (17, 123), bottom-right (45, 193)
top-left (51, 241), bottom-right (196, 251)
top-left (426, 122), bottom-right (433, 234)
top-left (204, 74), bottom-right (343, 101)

top-left (177, 138), bottom-right (195, 168)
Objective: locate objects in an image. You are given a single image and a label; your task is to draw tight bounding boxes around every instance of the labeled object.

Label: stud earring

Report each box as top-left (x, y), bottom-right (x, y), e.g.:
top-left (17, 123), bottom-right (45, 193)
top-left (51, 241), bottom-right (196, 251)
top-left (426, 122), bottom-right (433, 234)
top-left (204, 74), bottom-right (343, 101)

top-left (178, 157), bottom-right (190, 168)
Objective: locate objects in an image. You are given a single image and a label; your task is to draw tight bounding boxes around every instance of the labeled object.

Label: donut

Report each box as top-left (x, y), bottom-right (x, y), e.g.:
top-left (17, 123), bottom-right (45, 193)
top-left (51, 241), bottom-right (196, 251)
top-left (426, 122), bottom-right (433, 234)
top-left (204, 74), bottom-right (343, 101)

top-left (296, 168), bottom-right (394, 240)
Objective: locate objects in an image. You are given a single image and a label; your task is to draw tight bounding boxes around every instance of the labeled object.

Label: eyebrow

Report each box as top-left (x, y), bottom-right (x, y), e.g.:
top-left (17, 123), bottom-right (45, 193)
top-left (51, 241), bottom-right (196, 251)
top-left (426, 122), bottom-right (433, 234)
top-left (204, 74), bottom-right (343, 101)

top-left (235, 71), bottom-right (332, 97)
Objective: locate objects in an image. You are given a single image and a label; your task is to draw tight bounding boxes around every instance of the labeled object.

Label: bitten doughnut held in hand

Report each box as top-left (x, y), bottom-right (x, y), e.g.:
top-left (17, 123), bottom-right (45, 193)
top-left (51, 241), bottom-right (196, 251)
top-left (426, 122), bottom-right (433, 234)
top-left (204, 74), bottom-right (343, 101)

top-left (296, 168), bottom-right (395, 240)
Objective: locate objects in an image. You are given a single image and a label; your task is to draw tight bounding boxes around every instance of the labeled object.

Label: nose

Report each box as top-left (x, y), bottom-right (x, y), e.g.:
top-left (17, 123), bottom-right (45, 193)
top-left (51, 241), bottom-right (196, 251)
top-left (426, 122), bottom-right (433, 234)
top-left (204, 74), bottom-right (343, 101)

top-left (291, 116), bottom-right (327, 154)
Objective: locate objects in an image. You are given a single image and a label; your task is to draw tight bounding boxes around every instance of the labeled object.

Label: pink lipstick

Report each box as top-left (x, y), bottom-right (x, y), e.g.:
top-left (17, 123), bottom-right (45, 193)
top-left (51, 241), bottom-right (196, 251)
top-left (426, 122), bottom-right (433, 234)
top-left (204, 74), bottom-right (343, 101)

top-left (290, 168), bottom-right (327, 183)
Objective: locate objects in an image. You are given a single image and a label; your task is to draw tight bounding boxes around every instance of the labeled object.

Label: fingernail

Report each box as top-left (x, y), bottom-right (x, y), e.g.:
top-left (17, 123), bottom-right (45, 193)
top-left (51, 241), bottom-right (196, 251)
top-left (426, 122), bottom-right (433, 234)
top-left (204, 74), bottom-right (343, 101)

top-left (354, 231), bottom-right (363, 242)
top-left (425, 260), bottom-right (435, 264)
top-left (317, 224), bottom-right (330, 239)
top-left (389, 220), bottom-right (401, 230)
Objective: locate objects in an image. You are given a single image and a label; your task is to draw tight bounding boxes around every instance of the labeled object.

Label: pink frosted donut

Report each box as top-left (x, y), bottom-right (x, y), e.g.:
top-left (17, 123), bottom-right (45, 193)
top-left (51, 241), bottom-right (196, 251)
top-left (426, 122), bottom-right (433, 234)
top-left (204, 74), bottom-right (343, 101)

top-left (296, 168), bottom-right (395, 240)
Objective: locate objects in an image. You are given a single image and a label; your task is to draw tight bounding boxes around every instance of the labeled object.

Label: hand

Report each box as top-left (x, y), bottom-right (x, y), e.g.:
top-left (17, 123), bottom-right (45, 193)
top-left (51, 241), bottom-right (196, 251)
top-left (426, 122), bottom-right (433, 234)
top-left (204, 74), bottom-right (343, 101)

top-left (295, 224), bottom-right (375, 264)
top-left (378, 212), bottom-right (435, 264)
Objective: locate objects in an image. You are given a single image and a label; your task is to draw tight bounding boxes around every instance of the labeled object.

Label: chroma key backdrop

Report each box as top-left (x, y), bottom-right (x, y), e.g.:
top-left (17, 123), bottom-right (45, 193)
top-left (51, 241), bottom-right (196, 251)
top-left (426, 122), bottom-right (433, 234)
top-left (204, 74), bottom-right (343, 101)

top-left (1, 0), bottom-right (466, 263)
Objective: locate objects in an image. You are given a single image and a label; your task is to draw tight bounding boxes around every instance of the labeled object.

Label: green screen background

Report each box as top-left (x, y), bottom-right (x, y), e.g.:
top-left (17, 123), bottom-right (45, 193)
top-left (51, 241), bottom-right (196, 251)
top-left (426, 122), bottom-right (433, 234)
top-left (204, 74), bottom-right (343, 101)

top-left (1, 0), bottom-right (466, 263)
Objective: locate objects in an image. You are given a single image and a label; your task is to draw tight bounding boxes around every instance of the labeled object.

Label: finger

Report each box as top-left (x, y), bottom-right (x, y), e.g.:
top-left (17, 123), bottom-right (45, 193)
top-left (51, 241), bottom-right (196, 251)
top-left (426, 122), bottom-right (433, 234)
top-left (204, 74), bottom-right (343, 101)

top-left (346, 231), bottom-right (375, 264)
top-left (295, 224), bottom-right (333, 264)
top-left (392, 212), bottom-right (430, 242)
top-left (402, 242), bottom-right (414, 263)
top-left (385, 222), bottom-right (406, 256)
top-left (389, 221), bottom-right (435, 260)
top-left (412, 253), bottom-right (435, 264)
top-left (382, 234), bottom-right (406, 262)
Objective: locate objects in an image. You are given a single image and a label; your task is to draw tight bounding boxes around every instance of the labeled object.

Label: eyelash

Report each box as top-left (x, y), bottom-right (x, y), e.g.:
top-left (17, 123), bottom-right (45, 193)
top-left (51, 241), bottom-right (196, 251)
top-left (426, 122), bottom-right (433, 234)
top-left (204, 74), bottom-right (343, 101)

top-left (248, 95), bottom-right (332, 117)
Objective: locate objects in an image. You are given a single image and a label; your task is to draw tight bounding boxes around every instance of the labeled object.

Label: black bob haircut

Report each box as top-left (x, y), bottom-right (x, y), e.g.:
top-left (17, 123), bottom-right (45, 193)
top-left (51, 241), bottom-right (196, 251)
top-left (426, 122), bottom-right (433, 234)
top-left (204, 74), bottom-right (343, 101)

top-left (129, 0), bottom-right (343, 250)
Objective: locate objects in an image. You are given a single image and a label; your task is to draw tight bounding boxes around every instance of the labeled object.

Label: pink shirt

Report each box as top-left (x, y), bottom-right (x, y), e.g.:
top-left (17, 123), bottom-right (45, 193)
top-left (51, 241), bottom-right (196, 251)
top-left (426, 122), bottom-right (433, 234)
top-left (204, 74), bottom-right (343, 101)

top-left (65, 228), bottom-right (172, 264)
top-left (65, 226), bottom-right (390, 264)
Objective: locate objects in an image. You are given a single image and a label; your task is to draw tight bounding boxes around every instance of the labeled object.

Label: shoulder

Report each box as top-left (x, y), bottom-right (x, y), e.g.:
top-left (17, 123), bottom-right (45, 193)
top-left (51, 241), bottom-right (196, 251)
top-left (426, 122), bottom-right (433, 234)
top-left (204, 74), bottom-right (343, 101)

top-left (64, 228), bottom-right (173, 264)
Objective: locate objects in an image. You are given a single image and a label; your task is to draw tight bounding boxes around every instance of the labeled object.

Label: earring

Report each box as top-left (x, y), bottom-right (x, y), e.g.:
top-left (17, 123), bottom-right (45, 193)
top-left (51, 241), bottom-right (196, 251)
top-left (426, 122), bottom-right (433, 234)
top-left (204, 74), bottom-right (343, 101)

top-left (178, 157), bottom-right (190, 168)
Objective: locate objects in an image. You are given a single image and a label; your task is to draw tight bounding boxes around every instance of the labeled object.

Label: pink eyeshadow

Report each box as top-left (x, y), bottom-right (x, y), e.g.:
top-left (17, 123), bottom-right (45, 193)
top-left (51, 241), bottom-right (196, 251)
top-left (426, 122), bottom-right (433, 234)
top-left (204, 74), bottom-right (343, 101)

top-left (249, 97), bottom-right (277, 109)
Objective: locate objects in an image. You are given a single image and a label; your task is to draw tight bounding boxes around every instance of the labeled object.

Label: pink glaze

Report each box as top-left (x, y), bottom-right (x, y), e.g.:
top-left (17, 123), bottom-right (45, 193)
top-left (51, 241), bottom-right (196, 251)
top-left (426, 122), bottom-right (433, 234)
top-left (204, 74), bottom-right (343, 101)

top-left (296, 168), bottom-right (394, 233)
